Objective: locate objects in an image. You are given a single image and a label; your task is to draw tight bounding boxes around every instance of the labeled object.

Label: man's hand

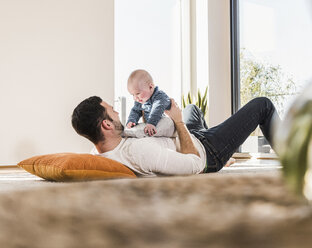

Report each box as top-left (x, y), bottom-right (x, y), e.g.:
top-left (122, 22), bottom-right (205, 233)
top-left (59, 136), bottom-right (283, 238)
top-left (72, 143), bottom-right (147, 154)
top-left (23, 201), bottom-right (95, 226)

top-left (165, 98), bottom-right (199, 157)
top-left (126, 122), bottom-right (136, 129)
top-left (144, 123), bottom-right (157, 136)
top-left (164, 99), bottom-right (183, 124)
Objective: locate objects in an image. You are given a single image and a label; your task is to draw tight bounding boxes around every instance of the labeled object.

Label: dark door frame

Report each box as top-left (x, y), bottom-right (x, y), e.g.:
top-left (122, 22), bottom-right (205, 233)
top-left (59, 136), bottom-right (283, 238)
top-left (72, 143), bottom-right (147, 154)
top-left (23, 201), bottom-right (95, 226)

top-left (230, 0), bottom-right (240, 115)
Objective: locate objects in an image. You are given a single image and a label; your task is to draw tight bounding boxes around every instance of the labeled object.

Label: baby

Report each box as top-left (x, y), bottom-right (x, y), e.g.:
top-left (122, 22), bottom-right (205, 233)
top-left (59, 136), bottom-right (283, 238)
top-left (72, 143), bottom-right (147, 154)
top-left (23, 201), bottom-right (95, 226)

top-left (126, 69), bottom-right (171, 136)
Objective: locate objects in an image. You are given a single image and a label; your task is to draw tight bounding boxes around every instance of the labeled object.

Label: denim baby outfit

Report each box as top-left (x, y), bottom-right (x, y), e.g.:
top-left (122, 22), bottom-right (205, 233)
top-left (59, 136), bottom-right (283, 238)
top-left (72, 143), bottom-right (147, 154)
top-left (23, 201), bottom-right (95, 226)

top-left (127, 86), bottom-right (171, 126)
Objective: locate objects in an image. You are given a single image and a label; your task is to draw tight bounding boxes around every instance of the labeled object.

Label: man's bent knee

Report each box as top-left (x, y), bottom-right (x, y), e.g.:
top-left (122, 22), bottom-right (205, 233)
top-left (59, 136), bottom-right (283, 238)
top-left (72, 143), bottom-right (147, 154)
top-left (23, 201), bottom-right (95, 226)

top-left (248, 97), bottom-right (274, 111)
top-left (184, 104), bottom-right (201, 113)
top-left (252, 97), bottom-right (272, 105)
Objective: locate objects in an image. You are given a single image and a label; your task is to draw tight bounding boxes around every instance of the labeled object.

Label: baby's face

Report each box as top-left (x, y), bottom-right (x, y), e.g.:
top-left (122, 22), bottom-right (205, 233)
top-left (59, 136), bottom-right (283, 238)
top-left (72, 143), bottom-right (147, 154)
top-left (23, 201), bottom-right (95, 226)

top-left (128, 80), bottom-right (154, 104)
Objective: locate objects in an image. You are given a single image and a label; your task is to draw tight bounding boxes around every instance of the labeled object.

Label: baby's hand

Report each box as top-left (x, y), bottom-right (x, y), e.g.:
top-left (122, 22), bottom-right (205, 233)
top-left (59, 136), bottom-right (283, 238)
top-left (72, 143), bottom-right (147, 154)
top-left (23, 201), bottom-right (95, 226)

top-left (126, 122), bottom-right (136, 129)
top-left (144, 124), bottom-right (157, 136)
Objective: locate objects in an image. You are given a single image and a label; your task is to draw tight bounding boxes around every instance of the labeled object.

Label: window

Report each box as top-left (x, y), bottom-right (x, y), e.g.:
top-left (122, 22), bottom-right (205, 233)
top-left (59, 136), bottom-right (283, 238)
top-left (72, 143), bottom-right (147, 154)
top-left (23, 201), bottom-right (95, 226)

top-left (232, 0), bottom-right (312, 153)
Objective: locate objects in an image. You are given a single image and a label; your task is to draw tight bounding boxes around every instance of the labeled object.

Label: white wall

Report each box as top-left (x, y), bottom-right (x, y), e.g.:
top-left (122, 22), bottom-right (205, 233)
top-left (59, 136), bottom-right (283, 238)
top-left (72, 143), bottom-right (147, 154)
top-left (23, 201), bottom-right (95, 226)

top-left (0, 0), bottom-right (114, 165)
top-left (208, 0), bottom-right (232, 127)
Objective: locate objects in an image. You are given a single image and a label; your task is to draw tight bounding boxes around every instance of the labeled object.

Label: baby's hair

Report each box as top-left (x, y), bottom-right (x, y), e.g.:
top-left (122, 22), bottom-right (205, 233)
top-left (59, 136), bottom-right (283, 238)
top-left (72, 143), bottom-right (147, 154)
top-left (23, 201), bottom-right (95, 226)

top-left (128, 69), bottom-right (154, 87)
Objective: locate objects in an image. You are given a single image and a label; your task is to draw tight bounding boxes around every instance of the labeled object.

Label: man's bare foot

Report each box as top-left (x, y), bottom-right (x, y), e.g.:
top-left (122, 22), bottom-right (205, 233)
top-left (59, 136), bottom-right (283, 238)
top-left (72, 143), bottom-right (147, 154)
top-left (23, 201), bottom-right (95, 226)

top-left (224, 158), bottom-right (236, 167)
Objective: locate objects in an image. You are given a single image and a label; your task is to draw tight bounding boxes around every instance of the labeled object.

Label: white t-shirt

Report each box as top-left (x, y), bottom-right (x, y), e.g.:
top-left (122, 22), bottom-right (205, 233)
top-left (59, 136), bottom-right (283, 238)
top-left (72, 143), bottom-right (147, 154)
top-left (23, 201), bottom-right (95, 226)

top-left (91, 135), bottom-right (207, 177)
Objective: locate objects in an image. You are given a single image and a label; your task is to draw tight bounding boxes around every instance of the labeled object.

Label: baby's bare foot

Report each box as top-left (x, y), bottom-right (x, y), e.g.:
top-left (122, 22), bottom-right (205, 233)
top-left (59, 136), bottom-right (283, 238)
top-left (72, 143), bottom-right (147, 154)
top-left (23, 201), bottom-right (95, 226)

top-left (224, 158), bottom-right (236, 167)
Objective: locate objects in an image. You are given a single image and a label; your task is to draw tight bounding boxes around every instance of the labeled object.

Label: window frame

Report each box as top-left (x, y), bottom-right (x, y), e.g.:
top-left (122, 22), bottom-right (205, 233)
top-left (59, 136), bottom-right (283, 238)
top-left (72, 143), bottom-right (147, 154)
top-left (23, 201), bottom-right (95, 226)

top-left (230, 0), bottom-right (240, 115)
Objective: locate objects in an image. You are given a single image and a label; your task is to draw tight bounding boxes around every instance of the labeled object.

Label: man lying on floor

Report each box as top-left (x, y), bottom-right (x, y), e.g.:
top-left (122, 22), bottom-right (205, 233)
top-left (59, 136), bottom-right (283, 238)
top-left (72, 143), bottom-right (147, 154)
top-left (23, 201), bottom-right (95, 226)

top-left (71, 96), bottom-right (279, 177)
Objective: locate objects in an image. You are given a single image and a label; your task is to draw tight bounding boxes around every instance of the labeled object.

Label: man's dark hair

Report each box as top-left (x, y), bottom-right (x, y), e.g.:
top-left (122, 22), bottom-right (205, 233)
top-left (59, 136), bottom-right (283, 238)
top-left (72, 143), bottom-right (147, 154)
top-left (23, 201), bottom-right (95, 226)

top-left (71, 96), bottom-right (112, 144)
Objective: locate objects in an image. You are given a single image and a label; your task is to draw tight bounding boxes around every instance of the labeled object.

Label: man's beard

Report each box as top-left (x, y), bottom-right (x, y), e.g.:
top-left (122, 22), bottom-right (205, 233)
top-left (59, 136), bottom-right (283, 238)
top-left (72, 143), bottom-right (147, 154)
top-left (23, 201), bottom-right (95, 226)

top-left (113, 120), bottom-right (124, 134)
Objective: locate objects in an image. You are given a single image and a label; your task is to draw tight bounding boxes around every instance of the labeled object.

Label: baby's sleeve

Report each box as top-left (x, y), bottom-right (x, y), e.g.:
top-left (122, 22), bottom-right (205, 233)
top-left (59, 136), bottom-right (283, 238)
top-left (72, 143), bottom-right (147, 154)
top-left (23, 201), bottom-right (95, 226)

top-left (147, 91), bottom-right (171, 126)
top-left (127, 102), bottom-right (143, 124)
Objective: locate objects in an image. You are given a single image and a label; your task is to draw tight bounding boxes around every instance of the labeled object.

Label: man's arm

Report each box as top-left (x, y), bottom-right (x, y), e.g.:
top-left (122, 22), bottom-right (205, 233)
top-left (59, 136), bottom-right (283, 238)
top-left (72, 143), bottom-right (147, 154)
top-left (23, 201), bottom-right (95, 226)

top-left (125, 99), bottom-right (204, 176)
top-left (165, 99), bottom-right (200, 157)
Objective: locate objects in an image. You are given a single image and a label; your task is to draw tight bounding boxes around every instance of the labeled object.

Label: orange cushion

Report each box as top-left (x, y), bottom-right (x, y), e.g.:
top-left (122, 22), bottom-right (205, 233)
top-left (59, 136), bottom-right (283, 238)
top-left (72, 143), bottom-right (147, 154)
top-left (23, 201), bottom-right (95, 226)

top-left (18, 153), bottom-right (136, 181)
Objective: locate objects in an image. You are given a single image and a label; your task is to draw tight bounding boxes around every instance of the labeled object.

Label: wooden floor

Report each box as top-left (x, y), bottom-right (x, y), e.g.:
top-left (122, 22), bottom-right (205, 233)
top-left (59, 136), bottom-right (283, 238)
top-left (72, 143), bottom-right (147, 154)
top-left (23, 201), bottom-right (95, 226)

top-left (0, 158), bottom-right (282, 192)
top-left (220, 158), bottom-right (281, 174)
top-left (0, 167), bottom-right (66, 192)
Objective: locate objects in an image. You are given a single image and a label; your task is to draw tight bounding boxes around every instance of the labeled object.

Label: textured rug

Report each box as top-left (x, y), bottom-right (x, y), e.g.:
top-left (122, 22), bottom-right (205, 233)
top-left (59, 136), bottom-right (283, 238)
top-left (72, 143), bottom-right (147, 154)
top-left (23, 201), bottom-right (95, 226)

top-left (0, 172), bottom-right (312, 248)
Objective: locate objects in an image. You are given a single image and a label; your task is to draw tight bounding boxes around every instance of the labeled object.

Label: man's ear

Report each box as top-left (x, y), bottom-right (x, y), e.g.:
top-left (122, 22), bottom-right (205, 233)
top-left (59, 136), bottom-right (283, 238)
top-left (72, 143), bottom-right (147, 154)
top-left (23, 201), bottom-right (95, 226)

top-left (102, 119), bottom-right (113, 130)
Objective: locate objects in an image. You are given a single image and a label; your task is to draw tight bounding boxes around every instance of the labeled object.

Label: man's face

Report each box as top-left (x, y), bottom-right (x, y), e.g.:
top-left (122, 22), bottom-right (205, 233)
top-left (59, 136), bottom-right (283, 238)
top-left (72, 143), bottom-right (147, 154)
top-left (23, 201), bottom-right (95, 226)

top-left (101, 101), bottom-right (124, 133)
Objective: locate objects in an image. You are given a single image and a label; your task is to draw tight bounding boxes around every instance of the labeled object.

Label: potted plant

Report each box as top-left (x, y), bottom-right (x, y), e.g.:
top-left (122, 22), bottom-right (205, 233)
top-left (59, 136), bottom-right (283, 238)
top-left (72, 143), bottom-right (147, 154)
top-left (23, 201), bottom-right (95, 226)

top-left (182, 86), bottom-right (208, 123)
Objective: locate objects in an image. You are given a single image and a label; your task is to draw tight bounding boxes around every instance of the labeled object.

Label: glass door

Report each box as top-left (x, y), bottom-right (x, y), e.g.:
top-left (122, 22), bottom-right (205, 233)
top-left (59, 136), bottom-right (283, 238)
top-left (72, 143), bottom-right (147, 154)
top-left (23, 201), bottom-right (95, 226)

top-left (238, 0), bottom-right (312, 153)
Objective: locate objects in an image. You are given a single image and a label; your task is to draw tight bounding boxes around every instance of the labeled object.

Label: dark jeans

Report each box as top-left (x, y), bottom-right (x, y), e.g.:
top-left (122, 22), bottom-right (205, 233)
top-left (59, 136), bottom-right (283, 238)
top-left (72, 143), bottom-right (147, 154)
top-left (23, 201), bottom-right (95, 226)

top-left (182, 97), bottom-right (279, 172)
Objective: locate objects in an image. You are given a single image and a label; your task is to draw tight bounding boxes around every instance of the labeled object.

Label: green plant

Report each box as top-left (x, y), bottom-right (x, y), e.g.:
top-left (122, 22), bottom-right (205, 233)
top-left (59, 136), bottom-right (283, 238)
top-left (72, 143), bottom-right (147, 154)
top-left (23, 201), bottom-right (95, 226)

top-left (182, 86), bottom-right (208, 119)
top-left (275, 83), bottom-right (312, 198)
top-left (240, 48), bottom-right (298, 117)
top-left (282, 102), bottom-right (312, 196)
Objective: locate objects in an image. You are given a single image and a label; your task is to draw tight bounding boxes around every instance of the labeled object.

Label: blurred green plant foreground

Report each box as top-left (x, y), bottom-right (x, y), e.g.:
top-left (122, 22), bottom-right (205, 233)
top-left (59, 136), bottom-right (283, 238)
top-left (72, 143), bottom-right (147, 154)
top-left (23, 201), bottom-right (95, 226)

top-left (275, 83), bottom-right (312, 200)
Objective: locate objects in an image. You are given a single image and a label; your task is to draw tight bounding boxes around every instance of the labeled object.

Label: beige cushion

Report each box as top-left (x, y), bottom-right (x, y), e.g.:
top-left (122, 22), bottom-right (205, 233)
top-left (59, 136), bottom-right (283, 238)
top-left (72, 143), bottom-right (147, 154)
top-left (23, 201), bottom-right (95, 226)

top-left (18, 153), bottom-right (136, 181)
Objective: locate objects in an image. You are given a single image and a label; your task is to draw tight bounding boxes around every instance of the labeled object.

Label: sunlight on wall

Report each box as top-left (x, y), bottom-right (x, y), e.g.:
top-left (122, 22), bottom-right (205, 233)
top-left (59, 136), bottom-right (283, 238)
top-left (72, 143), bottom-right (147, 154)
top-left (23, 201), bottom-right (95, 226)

top-left (196, 0), bottom-right (209, 94)
top-left (114, 0), bottom-right (181, 121)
